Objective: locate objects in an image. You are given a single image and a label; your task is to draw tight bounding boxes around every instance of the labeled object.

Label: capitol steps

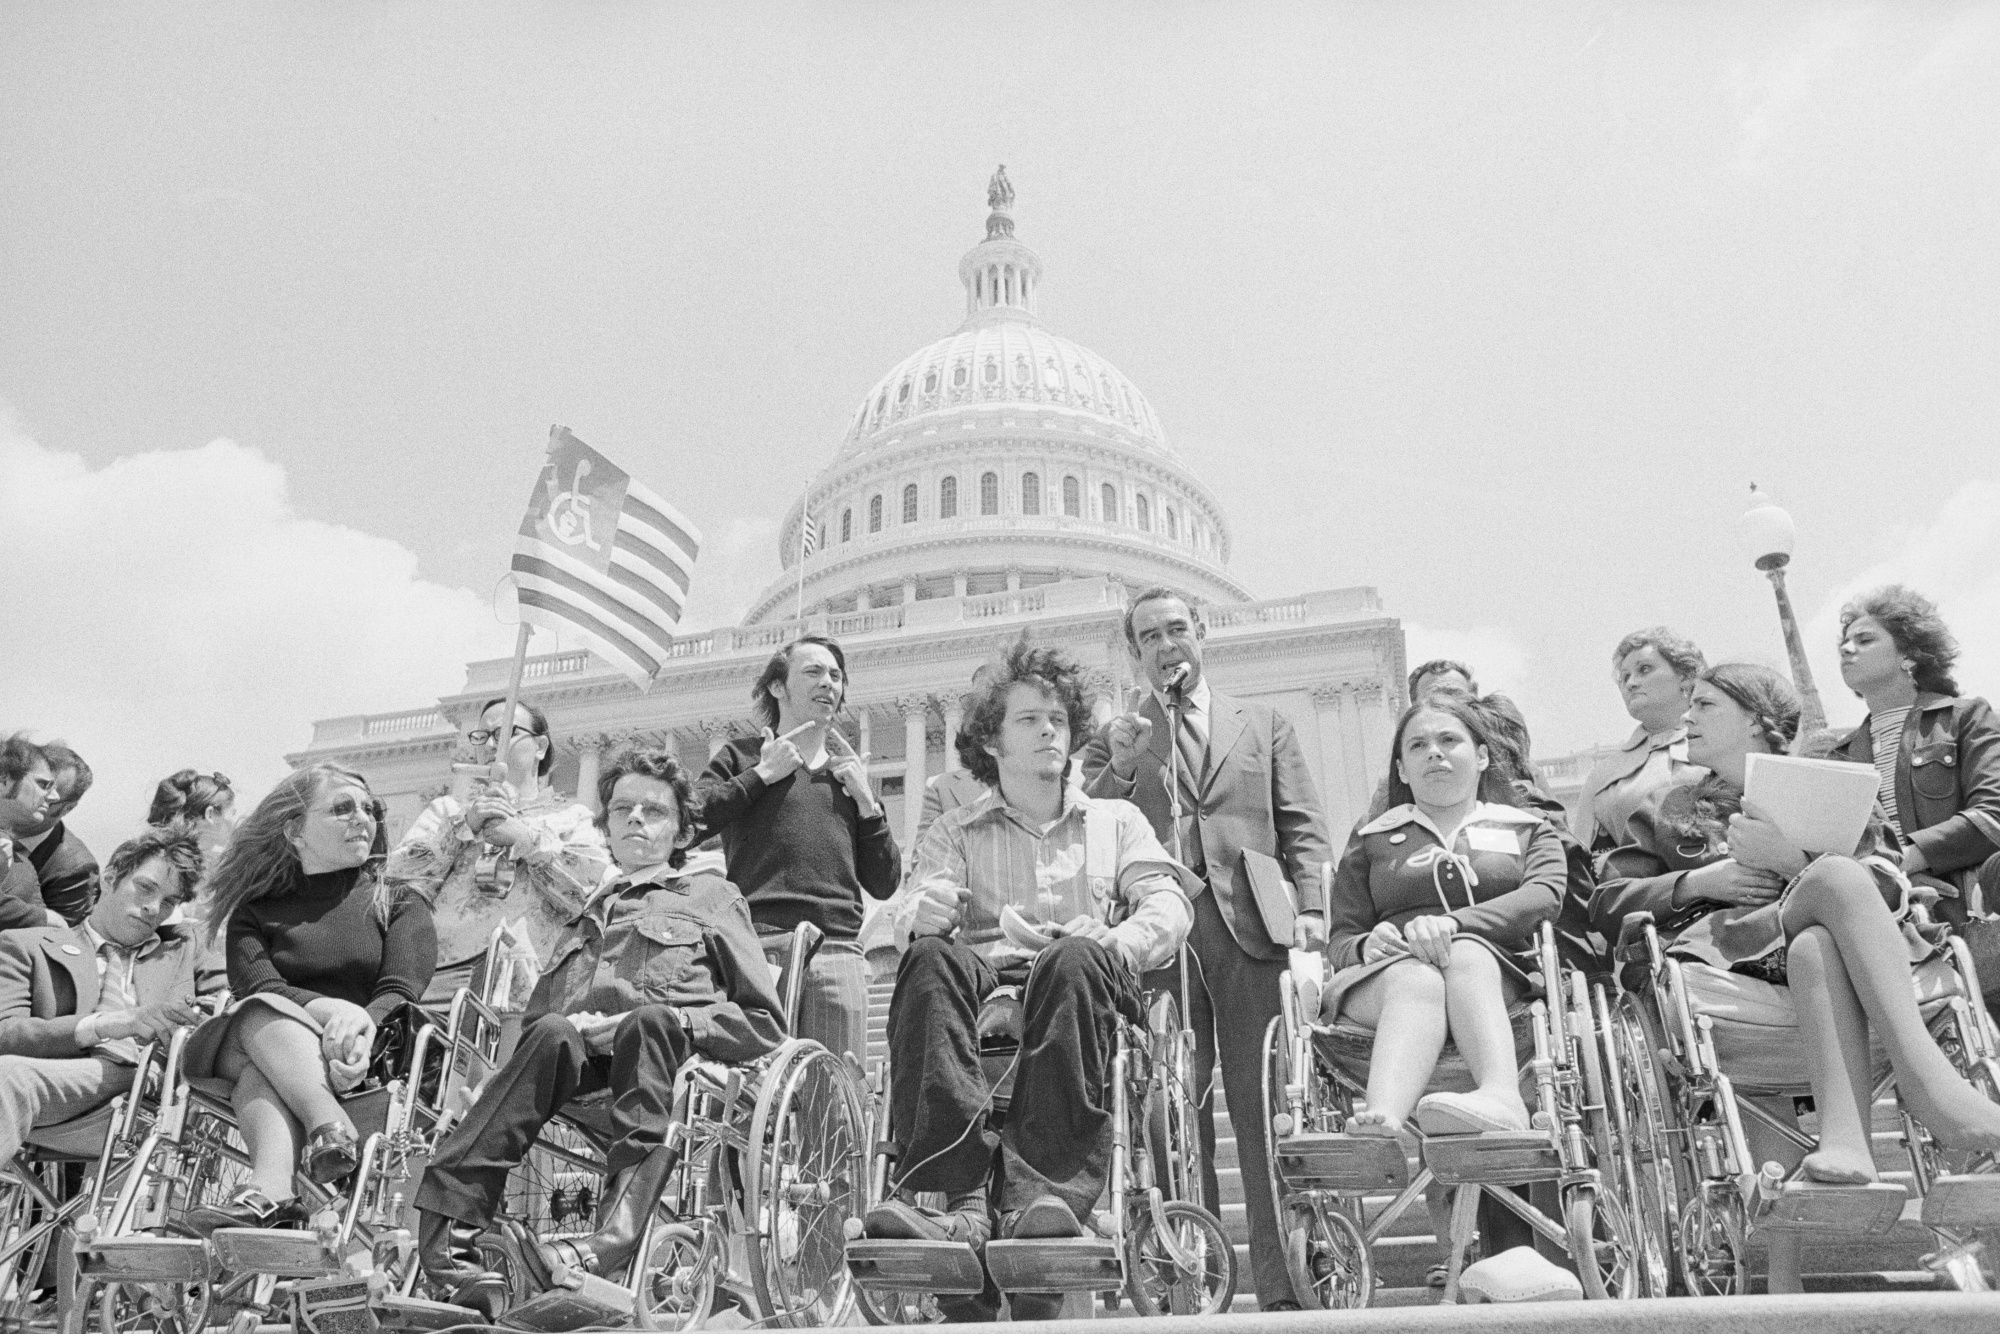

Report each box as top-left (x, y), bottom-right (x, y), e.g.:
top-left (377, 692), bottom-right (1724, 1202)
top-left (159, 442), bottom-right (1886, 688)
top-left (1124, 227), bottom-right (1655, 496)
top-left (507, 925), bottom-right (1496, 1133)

top-left (860, 982), bottom-right (1948, 1306)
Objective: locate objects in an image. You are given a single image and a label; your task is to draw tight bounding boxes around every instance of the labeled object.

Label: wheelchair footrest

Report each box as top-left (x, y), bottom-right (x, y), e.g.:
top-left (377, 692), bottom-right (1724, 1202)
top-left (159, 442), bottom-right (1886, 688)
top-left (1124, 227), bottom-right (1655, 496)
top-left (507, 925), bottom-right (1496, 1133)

top-left (1759, 1181), bottom-right (1907, 1234)
top-left (211, 1226), bottom-right (340, 1277)
top-left (845, 1239), bottom-right (988, 1293)
top-left (1422, 1133), bottom-right (1559, 1187)
top-left (374, 1295), bottom-right (483, 1332)
top-left (293, 1275), bottom-right (376, 1334)
top-left (1921, 1174), bottom-right (2000, 1229)
top-left (1274, 1133), bottom-right (1410, 1191)
top-left (499, 1267), bottom-right (635, 1332)
top-left (80, 1236), bottom-right (212, 1283)
top-left (984, 1238), bottom-right (1121, 1292)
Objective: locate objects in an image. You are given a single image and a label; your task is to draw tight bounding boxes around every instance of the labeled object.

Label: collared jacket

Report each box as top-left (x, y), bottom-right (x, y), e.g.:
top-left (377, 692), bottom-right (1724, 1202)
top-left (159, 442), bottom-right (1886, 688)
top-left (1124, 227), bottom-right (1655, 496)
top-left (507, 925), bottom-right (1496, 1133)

top-left (898, 788), bottom-right (1196, 972)
top-left (1589, 776), bottom-right (1908, 971)
top-left (1571, 725), bottom-right (1704, 854)
top-left (1080, 687), bottom-right (1333, 962)
top-left (0, 922), bottom-right (227, 1060)
top-left (1829, 694), bottom-right (2000, 882)
top-left (530, 865), bottom-right (785, 1066)
top-left (1325, 802), bottom-right (1572, 974)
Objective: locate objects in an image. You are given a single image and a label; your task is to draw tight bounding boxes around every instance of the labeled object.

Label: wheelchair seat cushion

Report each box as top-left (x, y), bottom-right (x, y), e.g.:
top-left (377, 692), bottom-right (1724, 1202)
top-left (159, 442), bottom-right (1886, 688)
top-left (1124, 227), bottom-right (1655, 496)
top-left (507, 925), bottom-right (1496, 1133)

top-left (23, 1102), bottom-right (121, 1158)
top-left (1313, 1000), bottom-right (1536, 1098)
top-left (1684, 956), bottom-right (1964, 1091)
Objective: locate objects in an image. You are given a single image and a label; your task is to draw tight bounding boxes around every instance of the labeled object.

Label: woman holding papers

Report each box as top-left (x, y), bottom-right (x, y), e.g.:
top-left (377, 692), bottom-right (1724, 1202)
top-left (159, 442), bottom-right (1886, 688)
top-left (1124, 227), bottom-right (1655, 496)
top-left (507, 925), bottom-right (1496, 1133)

top-left (1828, 586), bottom-right (2000, 915)
top-left (1321, 693), bottom-right (1577, 1138)
top-left (1592, 663), bottom-right (2000, 1288)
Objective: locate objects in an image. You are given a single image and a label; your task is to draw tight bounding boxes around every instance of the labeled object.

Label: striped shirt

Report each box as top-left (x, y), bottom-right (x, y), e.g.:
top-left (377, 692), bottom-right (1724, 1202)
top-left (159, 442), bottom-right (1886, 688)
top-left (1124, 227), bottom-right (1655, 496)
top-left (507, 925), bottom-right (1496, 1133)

top-left (897, 788), bottom-right (1195, 971)
top-left (1870, 707), bottom-right (1912, 837)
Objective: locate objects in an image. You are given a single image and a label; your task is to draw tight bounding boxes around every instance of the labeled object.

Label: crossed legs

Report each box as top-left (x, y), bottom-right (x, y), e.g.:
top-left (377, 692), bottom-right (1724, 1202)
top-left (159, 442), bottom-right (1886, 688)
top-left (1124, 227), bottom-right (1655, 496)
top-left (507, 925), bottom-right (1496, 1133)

top-left (1341, 940), bottom-right (1525, 1134)
top-left (1781, 858), bottom-right (2000, 1185)
top-left (212, 1008), bottom-right (354, 1202)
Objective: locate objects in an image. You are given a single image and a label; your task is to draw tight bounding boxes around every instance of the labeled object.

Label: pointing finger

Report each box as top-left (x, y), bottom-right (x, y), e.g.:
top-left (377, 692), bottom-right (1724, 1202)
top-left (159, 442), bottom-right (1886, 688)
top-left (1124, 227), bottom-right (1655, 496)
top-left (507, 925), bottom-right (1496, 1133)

top-left (781, 721), bottom-right (820, 742)
top-left (761, 727), bottom-right (776, 744)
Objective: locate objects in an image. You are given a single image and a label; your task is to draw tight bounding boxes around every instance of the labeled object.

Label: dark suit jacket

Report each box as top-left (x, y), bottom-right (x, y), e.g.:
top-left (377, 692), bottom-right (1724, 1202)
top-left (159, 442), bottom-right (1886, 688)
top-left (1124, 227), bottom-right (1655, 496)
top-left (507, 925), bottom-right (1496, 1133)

top-left (24, 823), bottom-right (97, 925)
top-left (1081, 688), bottom-right (1333, 962)
top-left (0, 846), bottom-right (50, 932)
top-left (0, 922), bottom-right (227, 1060)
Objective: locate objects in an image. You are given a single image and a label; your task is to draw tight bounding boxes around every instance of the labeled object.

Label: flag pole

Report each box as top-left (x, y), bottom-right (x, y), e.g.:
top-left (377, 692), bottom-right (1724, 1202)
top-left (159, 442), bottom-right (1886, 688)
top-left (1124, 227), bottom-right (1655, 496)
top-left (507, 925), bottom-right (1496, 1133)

top-left (492, 622), bottom-right (534, 776)
top-left (794, 484), bottom-right (809, 624)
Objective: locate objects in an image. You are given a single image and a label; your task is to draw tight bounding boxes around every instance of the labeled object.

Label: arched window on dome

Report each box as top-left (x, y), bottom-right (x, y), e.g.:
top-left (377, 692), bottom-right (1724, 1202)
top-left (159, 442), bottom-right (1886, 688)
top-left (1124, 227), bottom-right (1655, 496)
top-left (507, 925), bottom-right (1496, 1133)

top-left (983, 359), bottom-right (1000, 387)
top-left (841, 509), bottom-right (852, 543)
top-left (1166, 507), bottom-right (1179, 541)
top-left (980, 472), bottom-right (999, 516)
top-left (1062, 476), bottom-right (1080, 517)
top-left (939, 475), bottom-right (957, 519)
top-left (897, 380), bottom-right (910, 404)
top-left (1136, 494), bottom-right (1150, 532)
top-left (902, 484), bottom-right (918, 524)
top-left (868, 494), bottom-right (882, 534)
top-left (953, 363), bottom-right (968, 388)
top-left (1021, 472), bottom-right (1041, 515)
top-left (923, 369), bottom-right (938, 395)
top-left (1101, 483), bottom-right (1118, 524)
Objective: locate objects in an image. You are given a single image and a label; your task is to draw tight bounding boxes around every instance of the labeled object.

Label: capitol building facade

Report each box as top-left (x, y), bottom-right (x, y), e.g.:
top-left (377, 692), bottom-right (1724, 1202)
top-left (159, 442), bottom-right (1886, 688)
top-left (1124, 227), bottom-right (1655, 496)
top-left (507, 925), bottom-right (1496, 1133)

top-left (294, 174), bottom-right (1411, 855)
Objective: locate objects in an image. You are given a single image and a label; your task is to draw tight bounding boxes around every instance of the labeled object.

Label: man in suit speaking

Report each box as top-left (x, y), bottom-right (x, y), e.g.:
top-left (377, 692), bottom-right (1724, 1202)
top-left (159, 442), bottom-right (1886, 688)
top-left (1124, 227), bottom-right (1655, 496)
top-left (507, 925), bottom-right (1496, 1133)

top-left (1080, 586), bottom-right (1333, 1311)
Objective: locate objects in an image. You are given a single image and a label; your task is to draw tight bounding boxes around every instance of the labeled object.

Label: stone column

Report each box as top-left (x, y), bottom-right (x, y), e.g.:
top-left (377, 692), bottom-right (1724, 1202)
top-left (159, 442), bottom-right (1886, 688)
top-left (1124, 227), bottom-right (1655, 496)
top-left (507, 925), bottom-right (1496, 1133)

top-left (900, 696), bottom-right (931, 855)
top-left (856, 705), bottom-right (874, 762)
top-left (1005, 566), bottom-right (1022, 593)
top-left (901, 575), bottom-right (919, 606)
top-left (942, 697), bottom-right (965, 772)
top-left (1308, 685), bottom-right (1355, 843)
top-left (858, 587), bottom-right (872, 611)
top-left (1083, 668), bottom-right (1120, 731)
top-left (700, 718), bottom-right (735, 760)
top-left (1353, 678), bottom-right (1394, 794)
top-left (574, 733), bottom-right (609, 813)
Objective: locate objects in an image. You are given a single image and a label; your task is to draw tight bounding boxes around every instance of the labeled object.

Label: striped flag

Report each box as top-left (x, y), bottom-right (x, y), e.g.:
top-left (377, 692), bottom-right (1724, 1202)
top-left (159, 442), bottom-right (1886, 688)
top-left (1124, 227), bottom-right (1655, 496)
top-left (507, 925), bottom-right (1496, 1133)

top-left (800, 510), bottom-right (822, 556)
top-left (510, 426), bottom-right (701, 688)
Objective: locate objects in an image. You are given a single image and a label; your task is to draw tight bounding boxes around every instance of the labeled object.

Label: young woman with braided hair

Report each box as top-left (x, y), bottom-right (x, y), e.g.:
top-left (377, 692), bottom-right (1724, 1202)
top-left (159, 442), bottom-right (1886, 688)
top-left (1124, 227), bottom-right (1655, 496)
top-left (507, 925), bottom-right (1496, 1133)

top-left (1592, 663), bottom-right (2000, 1291)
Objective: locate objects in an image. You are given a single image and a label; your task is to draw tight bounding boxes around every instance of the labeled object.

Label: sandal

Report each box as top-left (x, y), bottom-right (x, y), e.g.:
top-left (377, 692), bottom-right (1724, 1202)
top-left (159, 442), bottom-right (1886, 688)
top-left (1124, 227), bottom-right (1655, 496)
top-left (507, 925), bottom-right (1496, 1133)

top-left (303, 1121), bottom-right (360, 1184)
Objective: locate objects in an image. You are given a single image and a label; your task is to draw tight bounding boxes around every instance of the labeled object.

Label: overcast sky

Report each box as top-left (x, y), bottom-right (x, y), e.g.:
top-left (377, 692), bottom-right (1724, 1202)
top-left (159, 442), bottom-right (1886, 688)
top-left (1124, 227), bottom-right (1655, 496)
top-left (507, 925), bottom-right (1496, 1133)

top-left (4, 1), bottom-right (1997, 854)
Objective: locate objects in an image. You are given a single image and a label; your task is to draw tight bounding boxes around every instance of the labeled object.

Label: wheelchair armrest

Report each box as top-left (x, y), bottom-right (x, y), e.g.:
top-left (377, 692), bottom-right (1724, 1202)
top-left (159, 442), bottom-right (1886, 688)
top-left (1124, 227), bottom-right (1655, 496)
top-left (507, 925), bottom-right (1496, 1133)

top-left (1613, 912), bottom-right (1656, 965)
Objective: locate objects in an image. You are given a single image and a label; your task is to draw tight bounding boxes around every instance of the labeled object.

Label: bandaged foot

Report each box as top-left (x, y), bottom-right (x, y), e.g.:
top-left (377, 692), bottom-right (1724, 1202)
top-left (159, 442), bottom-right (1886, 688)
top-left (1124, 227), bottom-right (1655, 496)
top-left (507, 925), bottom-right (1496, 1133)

top-left (1345, 1108), bottom-right (1404, 1138)
top-left (1413, 1090), bottom-right (1529, 1136)
top-left (1801, 1145), bottom-right (1878, 1185)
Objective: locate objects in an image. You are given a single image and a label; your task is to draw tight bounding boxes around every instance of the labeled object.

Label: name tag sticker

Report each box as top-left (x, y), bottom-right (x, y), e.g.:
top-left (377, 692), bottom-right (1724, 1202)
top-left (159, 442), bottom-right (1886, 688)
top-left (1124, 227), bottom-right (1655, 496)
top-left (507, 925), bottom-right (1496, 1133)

top-left (1466, 826), bottom-right (1522, 856)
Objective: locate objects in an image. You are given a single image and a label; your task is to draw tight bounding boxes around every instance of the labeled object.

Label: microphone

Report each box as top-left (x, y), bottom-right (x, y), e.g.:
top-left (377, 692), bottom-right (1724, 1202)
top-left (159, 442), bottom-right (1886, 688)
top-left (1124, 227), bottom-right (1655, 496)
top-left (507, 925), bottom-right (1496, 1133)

top-left (1163, 663), bottom-right (1191, 697)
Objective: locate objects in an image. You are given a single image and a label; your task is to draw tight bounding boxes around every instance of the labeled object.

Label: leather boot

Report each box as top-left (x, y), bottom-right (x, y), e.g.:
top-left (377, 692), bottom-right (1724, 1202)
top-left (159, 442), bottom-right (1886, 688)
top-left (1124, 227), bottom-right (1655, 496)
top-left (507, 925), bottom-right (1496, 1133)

top-left (534, 1146), bottom-right (677, 1283)
top-left (417, 1209), bottom-right (508, 1320)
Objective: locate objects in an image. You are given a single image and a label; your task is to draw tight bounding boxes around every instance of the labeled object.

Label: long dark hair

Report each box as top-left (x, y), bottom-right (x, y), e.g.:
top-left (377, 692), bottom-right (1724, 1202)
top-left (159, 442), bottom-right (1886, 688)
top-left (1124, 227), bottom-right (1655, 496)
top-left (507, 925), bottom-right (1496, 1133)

top-left (200, 764), bottom-right (395, 944)
top-left (1382, 694), bottom-right (1518, 811)
top-left (956, 640), bottom-right (1091, 787)
top-left (1839, 585), bottom-right (1961, 697)
top-left (751, 636), bottom-right (848, 731)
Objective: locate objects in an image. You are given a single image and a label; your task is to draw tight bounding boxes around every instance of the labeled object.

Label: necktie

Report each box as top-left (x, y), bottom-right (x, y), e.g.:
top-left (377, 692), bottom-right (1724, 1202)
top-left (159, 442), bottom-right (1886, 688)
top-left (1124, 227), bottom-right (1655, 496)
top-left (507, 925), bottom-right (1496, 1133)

top-left (1171, 704), bottom-right (1208, 873)
top-left (93, 941), bottom-right (143, 1065)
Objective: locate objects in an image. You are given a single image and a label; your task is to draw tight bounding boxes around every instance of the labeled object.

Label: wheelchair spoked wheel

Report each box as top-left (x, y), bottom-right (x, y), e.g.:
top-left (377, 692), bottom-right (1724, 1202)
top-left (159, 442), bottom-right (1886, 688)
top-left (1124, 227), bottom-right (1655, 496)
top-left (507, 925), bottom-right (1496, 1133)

top-left (634, 1216), bottom-right (721, 1331)
top-left (1676, 1186), bottom-right (1748, 1298)
top-left (1564, 1184), bottom-right (1641, 1301)
top-left (1281, 1198), bottom-right (1369, 1311)
top-left (1123, 1200), bottom-right (1235, 1316)
top-left (745, 1042), bottom-right (866, 1328)
top-left (1605, 993), bottom-right (1691, 1294)
top-left (96, 1278), bottom-right (211, 1334)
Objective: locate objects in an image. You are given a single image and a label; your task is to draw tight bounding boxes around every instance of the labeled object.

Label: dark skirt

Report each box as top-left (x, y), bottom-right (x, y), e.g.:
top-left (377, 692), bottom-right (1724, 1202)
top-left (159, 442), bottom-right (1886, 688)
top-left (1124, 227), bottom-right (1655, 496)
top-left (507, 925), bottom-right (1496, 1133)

top-left (1321, 933), bottom-right (1538, 1023)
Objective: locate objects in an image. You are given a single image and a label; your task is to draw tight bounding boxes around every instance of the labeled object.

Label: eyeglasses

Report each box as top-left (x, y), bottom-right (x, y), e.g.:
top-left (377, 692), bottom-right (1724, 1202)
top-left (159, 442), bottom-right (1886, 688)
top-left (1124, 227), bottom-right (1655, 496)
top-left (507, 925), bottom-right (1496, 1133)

top-left (466, 728), bottom-right (544, 745)
top-left (321, 796), bottom-right (379, 827)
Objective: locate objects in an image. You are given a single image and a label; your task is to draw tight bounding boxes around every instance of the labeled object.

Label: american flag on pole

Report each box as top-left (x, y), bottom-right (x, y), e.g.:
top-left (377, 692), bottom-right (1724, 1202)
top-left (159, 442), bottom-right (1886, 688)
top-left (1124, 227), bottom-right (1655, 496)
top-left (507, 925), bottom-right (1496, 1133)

top-left (510, 426), bottom-right (701, 688)
top-left (800, 510), bottom-right (822, 556)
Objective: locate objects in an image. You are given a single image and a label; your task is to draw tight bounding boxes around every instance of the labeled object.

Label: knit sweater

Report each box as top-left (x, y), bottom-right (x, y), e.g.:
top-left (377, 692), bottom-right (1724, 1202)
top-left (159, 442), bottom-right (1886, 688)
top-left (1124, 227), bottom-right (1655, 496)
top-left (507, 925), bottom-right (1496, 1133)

top-left (225, 865), bottom-right (437, 1024)
top-left (697, 737), bottom-right (901, 939)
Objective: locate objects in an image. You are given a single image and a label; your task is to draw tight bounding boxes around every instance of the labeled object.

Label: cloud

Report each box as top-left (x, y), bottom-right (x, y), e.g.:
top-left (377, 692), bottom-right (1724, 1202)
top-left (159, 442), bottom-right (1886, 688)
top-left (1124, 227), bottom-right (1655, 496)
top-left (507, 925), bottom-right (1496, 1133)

top-left (0, 405), bottom-right (513, 856)
top-left (1802, 477), bottom-right (2000, 729)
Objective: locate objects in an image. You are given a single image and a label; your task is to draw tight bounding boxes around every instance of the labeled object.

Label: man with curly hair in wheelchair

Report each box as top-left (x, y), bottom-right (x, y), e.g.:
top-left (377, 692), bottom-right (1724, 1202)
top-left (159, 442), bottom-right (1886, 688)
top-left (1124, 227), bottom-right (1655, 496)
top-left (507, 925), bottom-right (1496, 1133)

top-left (866, 640), bottom-right (1196, 1320)
top-left (413, 743), bottom-right (785, 1318)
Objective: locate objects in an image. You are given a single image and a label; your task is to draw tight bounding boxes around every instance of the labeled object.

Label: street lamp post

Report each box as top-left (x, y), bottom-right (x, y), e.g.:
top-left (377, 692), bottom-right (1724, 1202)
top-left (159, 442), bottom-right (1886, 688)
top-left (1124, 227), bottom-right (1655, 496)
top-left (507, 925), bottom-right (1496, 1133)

top-left (1739, 484), bottom-right (1828, 747)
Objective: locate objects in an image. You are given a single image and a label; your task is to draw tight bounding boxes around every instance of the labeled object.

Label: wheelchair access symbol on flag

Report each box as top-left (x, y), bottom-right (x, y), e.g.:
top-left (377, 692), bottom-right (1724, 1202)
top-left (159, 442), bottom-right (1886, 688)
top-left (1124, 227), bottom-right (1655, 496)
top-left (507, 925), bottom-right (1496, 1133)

top-left (525, 427), bottom-right (628, 576)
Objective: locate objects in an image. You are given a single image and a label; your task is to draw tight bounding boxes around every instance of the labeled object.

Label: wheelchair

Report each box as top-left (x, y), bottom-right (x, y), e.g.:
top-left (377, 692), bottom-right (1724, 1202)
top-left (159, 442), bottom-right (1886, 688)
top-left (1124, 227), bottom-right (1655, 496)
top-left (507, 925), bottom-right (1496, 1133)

top-left (71, 983), bottom-right (503, 1334)
top-left (465, 919), bottom-right (867, 1332)
top-left (1262, 921), bottom-right (1647, 1307)
top-left (843, 964), bottom-right (1237, 1321)
top-left (1601, 905), bottom-right (2000, 1295)
top-left (0, 1032), bottom-right (191, 1334)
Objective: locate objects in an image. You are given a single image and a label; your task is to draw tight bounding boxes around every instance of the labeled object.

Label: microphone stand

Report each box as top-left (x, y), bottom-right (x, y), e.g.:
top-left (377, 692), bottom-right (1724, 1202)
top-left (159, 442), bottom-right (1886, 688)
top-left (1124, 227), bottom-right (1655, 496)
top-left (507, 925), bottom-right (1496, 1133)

top-left (1162, 675), bottom-right (1205, 1210)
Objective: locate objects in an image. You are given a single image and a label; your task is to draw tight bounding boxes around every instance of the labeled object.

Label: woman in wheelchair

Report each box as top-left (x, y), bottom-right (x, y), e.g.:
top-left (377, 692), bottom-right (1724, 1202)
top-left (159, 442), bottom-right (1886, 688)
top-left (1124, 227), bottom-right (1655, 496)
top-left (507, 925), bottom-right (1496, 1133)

top-left (413, 743), bottom-right (785, 1318)
top-left (1322, 694), bottom-right (1572, 1138)
top-left (1591, 663), bottom-right (2000, 1287)
top-left (179, 763), bottom-right (437, 1231)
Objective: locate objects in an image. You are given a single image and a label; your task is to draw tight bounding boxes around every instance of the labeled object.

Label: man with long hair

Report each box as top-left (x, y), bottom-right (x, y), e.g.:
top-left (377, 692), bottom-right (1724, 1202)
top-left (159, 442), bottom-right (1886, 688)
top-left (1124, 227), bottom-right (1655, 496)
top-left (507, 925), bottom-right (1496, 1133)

top-left (867, 640), bottom-right (1193, 1320)
top-left (699, 636), bottom-right (898, 1064)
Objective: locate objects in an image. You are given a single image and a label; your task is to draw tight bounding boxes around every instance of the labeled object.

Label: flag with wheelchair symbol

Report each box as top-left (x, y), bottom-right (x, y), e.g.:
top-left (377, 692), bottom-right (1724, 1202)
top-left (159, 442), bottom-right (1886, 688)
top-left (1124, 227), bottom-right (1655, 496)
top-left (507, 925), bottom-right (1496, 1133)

top-left (510, 425), bottom-right (702, 688)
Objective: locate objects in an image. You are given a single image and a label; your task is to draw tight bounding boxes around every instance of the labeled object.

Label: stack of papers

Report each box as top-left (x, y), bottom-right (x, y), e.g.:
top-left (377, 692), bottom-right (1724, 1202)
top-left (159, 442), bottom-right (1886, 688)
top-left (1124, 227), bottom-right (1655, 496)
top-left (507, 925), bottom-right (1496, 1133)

top-left (1742, 753), bottom-right (1879, 855)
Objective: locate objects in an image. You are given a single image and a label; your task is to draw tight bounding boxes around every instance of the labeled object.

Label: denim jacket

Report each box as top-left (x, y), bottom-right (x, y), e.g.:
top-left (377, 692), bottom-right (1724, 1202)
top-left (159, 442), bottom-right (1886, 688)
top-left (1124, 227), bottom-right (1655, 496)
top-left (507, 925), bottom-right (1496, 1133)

top-left (529, 865), bottom-right (785, 1065)
top-left (1830, 694), bottom-right (2000, 881)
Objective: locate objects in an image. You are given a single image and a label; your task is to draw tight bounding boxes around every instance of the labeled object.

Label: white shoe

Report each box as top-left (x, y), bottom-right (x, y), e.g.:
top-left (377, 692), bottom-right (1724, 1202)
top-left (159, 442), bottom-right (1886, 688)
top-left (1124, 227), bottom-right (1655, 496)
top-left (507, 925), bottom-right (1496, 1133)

top-left (1457, 1246), bottom-right (1583, 1303)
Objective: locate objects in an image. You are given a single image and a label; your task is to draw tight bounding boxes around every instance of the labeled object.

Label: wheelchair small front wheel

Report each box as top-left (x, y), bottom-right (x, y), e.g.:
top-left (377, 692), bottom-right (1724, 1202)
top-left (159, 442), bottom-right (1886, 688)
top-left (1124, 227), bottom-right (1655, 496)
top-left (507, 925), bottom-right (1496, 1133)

top-left (634, 1219), bottom-right (718, 1332)
top-left (855, 1285), bottom-right (953, 1325)
top-left (1123, 1200), bottom-right (1235, 1316)
top-left (1282, 1198), bottom-right (1369, 1310)
top-left (97, 1278), bottom-right (211, 1334)
top-left (1565, 1185), bottom-right (1641, 1301)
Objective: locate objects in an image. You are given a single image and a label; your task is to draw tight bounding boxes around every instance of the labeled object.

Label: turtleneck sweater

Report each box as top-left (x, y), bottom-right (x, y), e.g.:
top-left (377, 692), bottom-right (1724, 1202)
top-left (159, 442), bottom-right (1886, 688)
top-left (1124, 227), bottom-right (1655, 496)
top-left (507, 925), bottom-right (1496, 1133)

top-left (225, 864), bottom-right (437, 1023)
